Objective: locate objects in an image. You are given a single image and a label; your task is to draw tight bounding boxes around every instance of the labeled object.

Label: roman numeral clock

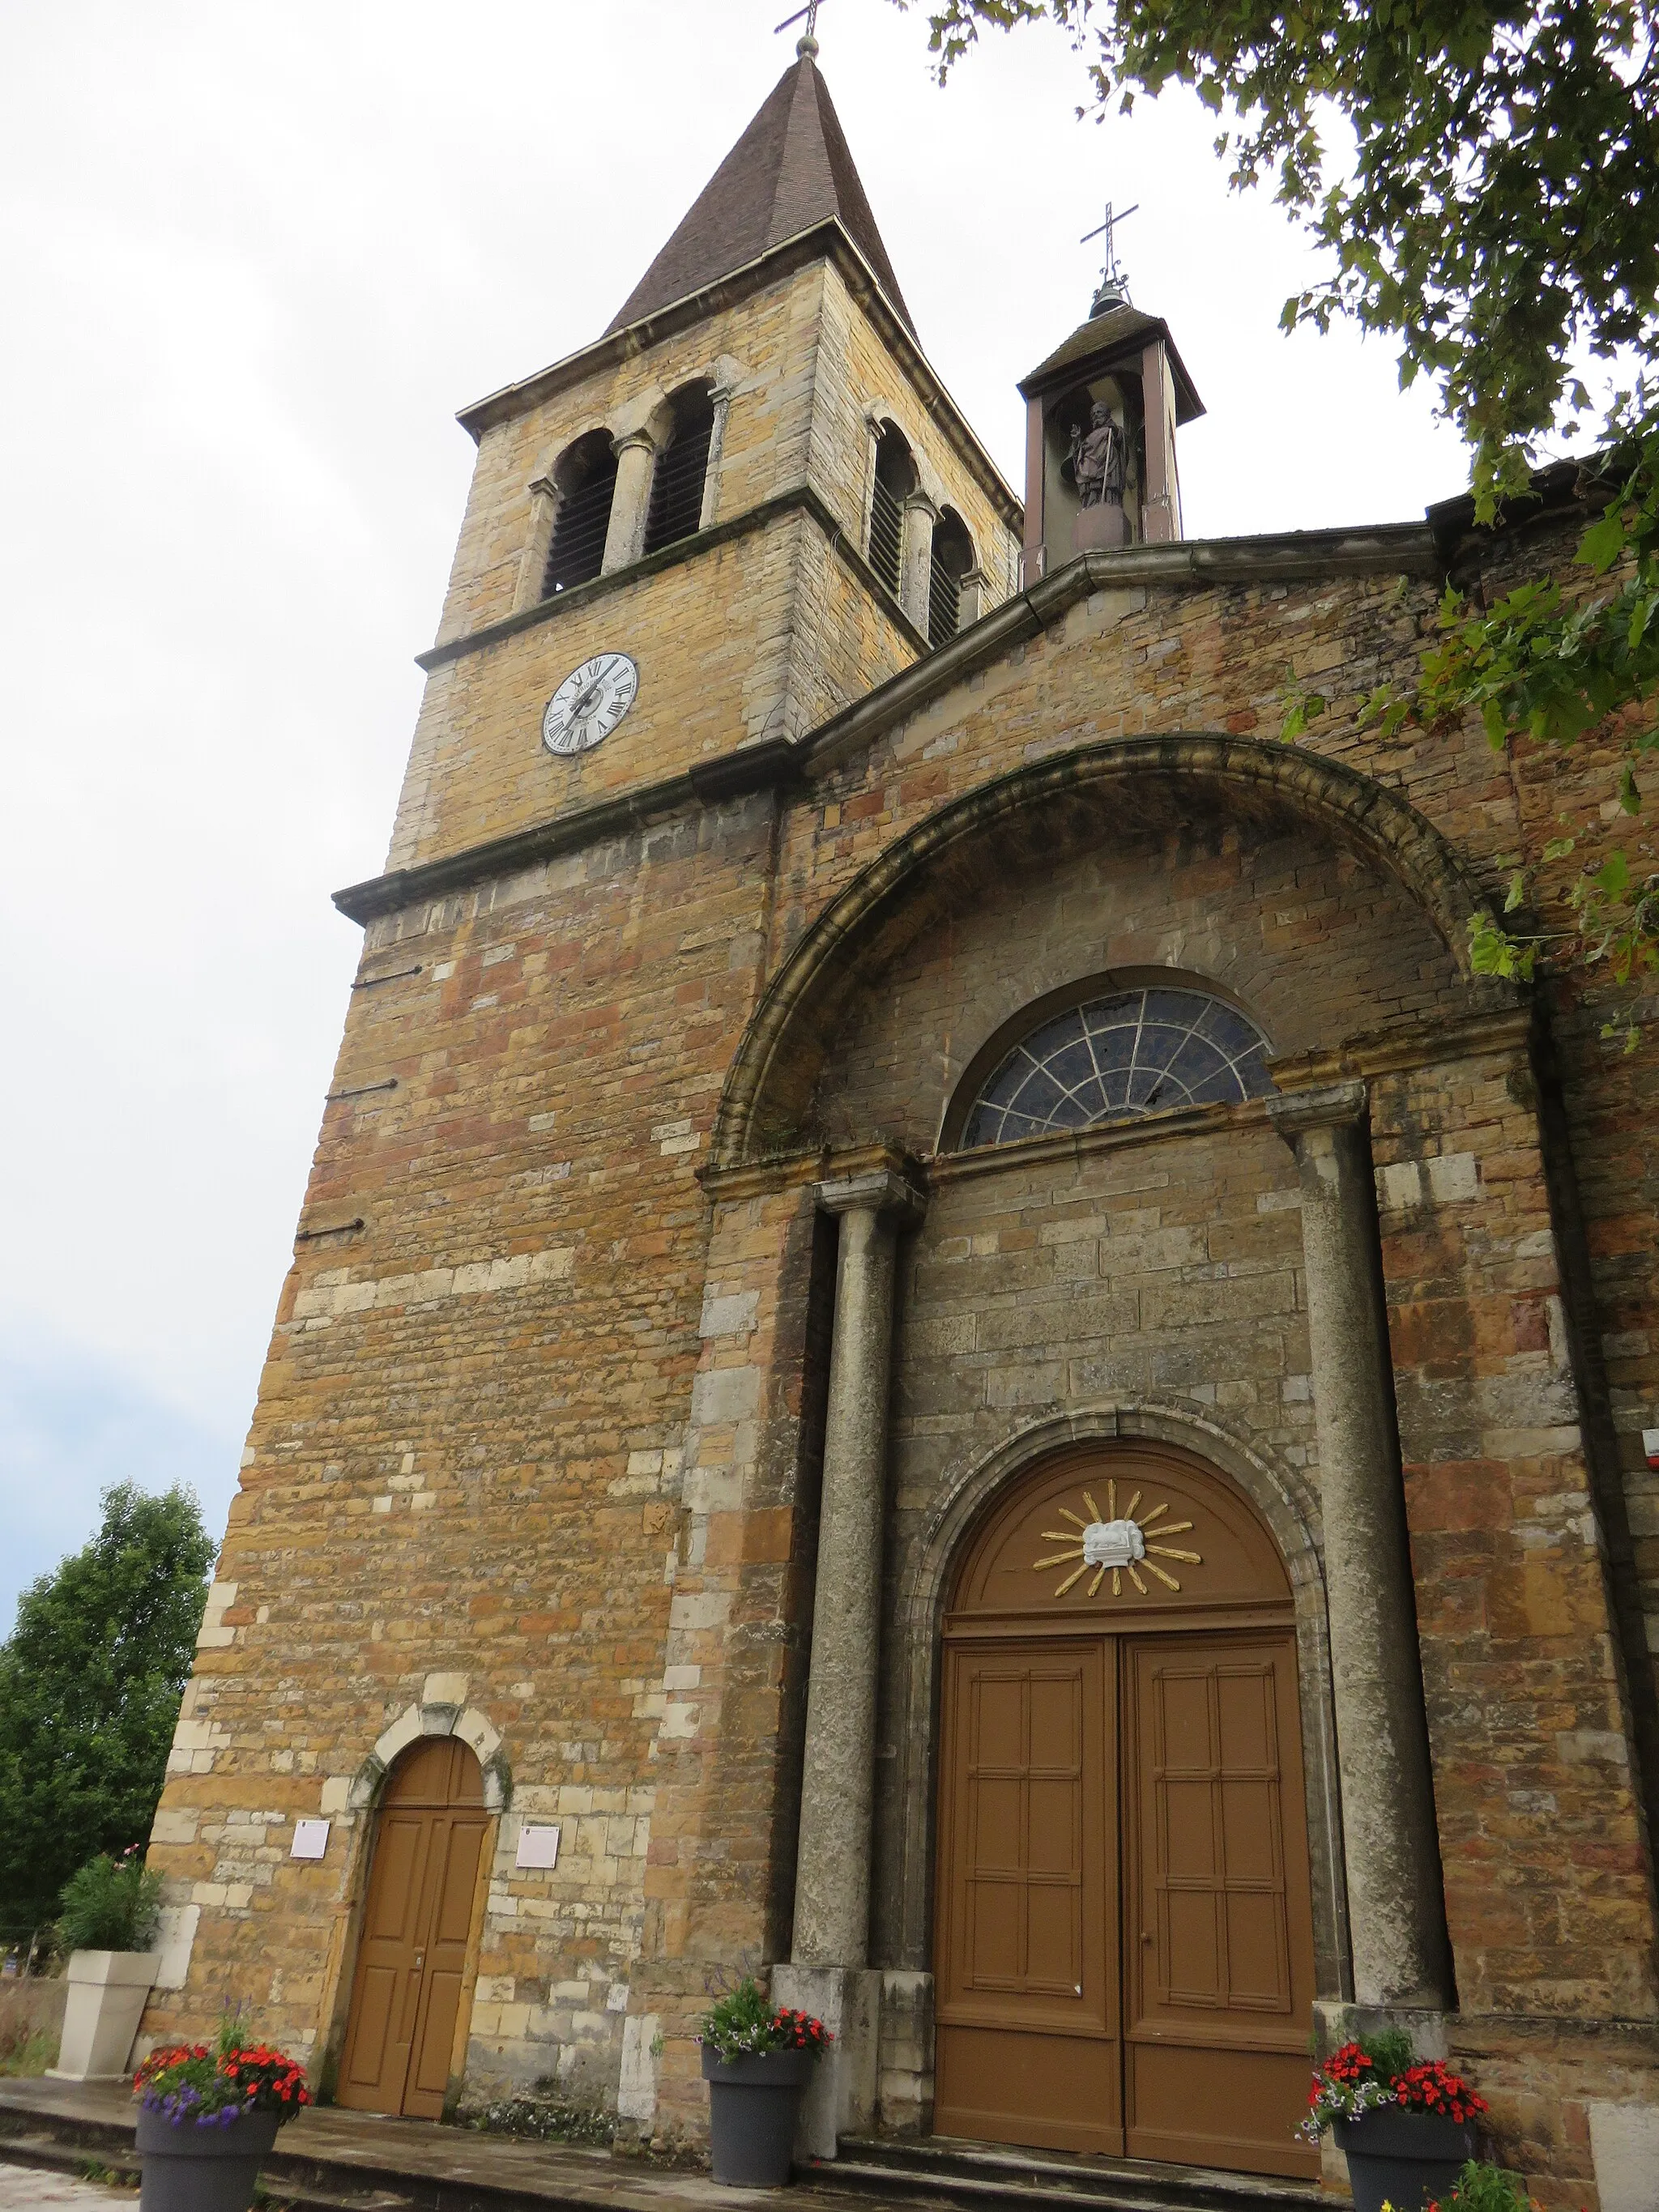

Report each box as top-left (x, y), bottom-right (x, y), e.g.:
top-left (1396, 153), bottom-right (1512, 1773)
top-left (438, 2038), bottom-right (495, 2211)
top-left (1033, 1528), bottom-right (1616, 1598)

top-left (541, 651), bottom-right (638, 756)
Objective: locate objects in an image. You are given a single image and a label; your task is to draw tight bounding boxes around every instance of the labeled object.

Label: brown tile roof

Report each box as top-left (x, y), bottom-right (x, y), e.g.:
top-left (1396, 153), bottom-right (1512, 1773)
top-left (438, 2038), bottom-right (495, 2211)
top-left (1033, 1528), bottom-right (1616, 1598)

top-left (605, 56), bottom-right (915, 338)
top-left (1020, 304), bottom-right (1205, 423)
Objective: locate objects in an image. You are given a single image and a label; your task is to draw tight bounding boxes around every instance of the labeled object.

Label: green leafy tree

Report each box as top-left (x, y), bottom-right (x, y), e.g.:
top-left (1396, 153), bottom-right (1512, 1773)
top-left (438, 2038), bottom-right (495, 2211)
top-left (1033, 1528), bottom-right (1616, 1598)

top-left (0, 1484), bottom-right (215, 1941)
top-left (897, 0), bottom-right (1659, 996)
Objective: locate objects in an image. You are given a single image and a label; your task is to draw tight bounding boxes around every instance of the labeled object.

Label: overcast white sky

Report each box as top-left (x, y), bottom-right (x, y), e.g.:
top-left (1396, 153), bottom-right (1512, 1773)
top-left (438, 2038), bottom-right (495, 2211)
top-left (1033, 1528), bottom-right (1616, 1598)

top-left (0, 1), bottom-right (1474, 1631)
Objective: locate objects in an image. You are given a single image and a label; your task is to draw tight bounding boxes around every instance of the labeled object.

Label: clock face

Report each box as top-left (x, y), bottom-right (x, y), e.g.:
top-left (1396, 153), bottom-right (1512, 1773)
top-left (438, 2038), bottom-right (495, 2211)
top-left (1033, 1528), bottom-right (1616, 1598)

top-left (541, 651), bottom-right (638, 757)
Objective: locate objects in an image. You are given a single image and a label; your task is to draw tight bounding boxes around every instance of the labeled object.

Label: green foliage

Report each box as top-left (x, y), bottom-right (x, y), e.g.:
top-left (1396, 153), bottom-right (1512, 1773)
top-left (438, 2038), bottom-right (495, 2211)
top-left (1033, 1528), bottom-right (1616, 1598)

top-left (1436, 2159), bottom-right (1537, 2211)
top-left (0, 1483), bottom-right (215, 1937)
top-left (900, 0), bottom-right (1659, 997)
top-left (1353, 2023), bottom-right (1416, 2084)
top-left (699, 1976), bottom-right (778, 2059)
top-left (897, 1), bottom-right (1659, 494)
top-left (57, 1852), bottom-right (164, 1955)
top-left (0, 2027), bottom-right (57, 2079)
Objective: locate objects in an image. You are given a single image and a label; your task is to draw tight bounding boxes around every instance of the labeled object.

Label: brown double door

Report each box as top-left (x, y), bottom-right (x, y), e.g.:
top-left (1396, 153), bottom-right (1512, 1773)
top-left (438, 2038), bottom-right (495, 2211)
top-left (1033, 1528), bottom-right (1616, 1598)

top-left (338, 1739), bottom-right (489, 2119)
top-left (933, 1450), bottom-right (1320, 2180)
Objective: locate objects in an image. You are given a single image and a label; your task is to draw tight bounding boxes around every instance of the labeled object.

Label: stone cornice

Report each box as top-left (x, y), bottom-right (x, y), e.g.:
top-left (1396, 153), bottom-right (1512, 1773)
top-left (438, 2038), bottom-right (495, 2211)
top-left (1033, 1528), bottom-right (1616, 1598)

top-left (416, 481), bottom-right (928, 674)
top-left (455, 219), bottom-right (1022, 531)
top-left (694, 1008), bottom-right (1537, 1204)
top-left (338, 524), bottom-right (1446, 926)
top-left (333, 739), bottom-right (798, 925)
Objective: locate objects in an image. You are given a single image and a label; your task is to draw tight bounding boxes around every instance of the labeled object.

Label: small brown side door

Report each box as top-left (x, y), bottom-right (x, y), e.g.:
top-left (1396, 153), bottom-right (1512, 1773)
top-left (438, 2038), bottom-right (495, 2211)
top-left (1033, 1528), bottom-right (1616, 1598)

top-left (338, 1740), bottom-right (488, 2118)
top-left (933, 1640), bottom-right (1124, 2155)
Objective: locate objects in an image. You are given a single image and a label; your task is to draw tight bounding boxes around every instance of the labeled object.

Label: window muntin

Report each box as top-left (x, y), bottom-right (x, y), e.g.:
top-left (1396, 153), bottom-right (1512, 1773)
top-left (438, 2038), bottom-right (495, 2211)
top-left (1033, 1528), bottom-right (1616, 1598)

top-left (960, 987), bottom-right (1272, 1150)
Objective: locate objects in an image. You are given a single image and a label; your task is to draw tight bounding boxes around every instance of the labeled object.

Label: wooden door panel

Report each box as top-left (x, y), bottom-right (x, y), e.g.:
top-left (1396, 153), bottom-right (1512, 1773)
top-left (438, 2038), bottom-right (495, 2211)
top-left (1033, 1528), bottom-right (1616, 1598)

top-left (1124, 1632), bottom-right (1318, 2178)
top-left (935, 1640), bottom-right (1122, 2154)
top-left (403, 1813), bottom-right (488, 2120)
top-left (339, 1752), bottom-right (488, 2120)
top-left (337, 1813), bottom-right (433, 2110)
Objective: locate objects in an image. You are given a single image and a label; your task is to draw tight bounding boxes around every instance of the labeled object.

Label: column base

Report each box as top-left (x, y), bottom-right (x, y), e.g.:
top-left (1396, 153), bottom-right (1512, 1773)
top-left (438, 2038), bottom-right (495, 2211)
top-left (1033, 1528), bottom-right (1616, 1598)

top-left (1312, 1999), bottom-right (1450, 2061)
top-left (772, 1964), bottom-right (881, 2161)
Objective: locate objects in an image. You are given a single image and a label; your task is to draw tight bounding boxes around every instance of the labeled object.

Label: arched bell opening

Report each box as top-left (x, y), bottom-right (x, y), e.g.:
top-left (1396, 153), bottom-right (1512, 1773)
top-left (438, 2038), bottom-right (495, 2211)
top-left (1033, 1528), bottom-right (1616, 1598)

top-left (544, 428), bottom-right (620, 595)
top-left (643, 381), bottom-right (717, 556)
top-left (928, 507), bottom-right (976, 648)
top-left (868, 420), bottom-right (917, 597)
top-left (335, 1737), bottom-right (493, 2120)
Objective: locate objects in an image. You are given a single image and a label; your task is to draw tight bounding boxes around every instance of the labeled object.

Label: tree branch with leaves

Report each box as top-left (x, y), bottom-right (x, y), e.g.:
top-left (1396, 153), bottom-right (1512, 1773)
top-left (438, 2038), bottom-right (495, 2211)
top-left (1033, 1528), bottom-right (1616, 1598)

top-left (895, 0), bottom-right (1659, 999)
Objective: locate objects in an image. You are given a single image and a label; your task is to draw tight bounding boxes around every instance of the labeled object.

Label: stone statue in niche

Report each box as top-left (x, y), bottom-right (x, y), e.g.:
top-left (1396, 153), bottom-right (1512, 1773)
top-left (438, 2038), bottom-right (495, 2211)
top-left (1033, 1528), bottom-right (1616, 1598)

top-left (1067, 402), bottom-right (1126, 507)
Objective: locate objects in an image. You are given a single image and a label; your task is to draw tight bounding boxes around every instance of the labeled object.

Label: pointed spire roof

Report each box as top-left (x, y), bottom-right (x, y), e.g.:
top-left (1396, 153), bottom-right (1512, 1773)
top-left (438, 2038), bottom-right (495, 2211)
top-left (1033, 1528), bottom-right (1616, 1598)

top-left (606, 53), bottom-right (915, 339)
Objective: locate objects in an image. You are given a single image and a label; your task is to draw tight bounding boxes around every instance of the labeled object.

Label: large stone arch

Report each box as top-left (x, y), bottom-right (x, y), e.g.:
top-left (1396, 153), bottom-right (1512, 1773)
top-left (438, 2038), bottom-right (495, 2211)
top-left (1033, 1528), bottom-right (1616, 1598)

top-left (881, 1399), bottom-right (1352, 2004)
top-left (712, 732), bottom-right (1509, 1168)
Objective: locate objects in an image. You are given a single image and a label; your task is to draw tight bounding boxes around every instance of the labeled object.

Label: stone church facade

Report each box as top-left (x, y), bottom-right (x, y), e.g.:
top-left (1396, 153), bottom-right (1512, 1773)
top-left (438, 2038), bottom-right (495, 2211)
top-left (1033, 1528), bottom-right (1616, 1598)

top-left (141, 47), bottom-right (1659, 2208)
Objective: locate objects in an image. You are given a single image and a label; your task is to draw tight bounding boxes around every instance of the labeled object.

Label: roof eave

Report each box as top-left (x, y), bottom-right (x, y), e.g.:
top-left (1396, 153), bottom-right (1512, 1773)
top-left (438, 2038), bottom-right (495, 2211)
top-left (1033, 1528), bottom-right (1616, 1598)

top-left (1019, 313), bottom-right (1205, 425)
top-left (455, 217), bottom-right (1023, 531)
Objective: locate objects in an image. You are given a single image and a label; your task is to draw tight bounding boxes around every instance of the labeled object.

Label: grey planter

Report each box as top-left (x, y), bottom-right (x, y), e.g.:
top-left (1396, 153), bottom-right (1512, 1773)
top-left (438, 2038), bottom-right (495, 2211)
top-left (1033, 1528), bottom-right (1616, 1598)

top-left (136, 2104), bottom-right (280, 2212)
top-left (701, 2044), bottom-right (815, 2186)
top-left (1335, 2105), bottom-right (1477, 2212)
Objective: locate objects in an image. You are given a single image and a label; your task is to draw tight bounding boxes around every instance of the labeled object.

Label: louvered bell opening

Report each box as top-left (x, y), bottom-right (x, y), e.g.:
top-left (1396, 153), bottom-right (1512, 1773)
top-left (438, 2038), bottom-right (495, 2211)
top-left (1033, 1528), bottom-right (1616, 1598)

top-left (642, 406), bottom-right (714, 557)
top-left (544, 458), bottom-right (618, 594)
top-left (868, 474), bottom-right (902, 595)
top-left (928, 554), bottom-right (961, 648)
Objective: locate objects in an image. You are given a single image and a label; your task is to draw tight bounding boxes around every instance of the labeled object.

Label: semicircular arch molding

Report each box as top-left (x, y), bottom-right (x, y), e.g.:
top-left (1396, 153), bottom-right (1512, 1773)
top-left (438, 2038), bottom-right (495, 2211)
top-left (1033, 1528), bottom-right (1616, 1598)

top-left (712, 732), bottom-right (1511, 1169)
top-left (881, 1399), bottom-right (1350, 2001)
top-left (346, 1699), bottom-right (511, 1814)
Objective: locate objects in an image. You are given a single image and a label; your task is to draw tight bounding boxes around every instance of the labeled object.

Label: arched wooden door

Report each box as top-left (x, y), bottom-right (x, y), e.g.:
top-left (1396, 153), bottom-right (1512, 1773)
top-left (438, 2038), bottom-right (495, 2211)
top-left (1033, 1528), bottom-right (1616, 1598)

top-left (337, 1738), bottom-right (489, 2118)
top-left (933, 1445), bottom-right (1320, 2180)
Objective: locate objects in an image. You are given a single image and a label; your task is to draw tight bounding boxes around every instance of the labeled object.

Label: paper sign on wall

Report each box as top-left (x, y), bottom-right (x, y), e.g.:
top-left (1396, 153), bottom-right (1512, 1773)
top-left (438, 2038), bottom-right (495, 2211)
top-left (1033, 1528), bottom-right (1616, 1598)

top-left (291, 1818), bottom-right (331, 1860)
top-left (515, 1824), bottom-right (561, 1870)
top-left (1644, 1429), bottom-right (1659, 1472)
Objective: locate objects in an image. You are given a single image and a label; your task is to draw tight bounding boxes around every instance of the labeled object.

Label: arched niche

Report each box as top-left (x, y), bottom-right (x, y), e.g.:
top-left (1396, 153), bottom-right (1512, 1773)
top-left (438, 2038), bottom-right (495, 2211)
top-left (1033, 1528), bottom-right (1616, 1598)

top-left (710, 733), bottom-right (1513, 1169)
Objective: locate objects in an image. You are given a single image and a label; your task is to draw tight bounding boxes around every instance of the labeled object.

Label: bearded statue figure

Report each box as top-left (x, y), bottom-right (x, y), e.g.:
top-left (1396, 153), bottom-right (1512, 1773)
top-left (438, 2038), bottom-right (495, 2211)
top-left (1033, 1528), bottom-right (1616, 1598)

top-left (1068, 402), bottom-right (1125, 508)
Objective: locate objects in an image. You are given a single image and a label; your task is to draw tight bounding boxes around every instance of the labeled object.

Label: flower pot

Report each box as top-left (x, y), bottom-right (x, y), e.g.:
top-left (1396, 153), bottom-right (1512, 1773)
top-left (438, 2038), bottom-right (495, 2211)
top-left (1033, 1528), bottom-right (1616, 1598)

top-left (46, 1950), bottom-right (160, 2081)
top-left (1335, 2105), bottom-right (1477, 2212)
top-left (701, 2045), bottom-right (815, 2186)
top-left (136, 2104), bottom-right (280, 2212)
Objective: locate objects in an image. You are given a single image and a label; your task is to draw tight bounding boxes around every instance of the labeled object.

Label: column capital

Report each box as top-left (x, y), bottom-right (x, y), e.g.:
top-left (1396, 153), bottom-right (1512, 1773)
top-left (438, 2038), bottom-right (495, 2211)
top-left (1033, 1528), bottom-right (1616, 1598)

top-left (610, 428), bottom-right (655, 459)
top-left (527, 472), bottom-right (557, 502)
top-left (1266, 1078), bottom-right (1369, 1143)
top-left (817, 1167), bottom-right (926, 1224)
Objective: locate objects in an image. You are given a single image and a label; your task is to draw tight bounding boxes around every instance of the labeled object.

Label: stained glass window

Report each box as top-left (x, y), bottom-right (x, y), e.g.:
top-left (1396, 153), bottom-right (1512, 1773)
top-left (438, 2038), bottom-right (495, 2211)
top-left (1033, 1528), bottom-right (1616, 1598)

top-left (960, 987), bottom-right (1273, 1151)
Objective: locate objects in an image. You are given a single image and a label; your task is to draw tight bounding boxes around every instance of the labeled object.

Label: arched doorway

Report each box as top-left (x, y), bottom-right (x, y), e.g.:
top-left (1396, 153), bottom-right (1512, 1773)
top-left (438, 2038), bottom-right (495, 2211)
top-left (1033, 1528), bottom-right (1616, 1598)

top-left (337, 1737), bottom-right (489, 2118)
top-left (932, 1443), bottom-right (1319, 2180)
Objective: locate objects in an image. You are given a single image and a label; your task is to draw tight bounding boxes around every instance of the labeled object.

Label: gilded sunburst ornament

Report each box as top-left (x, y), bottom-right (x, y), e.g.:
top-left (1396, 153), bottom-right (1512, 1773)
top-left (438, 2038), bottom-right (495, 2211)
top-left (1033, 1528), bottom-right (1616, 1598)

top-left (1034, 1482), bottom-right (1201, 1599)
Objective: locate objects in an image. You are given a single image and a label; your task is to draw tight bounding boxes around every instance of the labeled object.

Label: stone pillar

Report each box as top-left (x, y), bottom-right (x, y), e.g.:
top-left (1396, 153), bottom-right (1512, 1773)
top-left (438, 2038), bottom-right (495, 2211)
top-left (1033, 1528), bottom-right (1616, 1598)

top-left (1267, 1080), bottom-right (1454, 2020)
top-left (600, 430), bottom-right (655, 575)
top-left (898, 494), bottom-right (936, 632)
top-left (697, 385), bottom-right (734, 533)
top-left (955, 566), bottom-right (987, 630)
top-left (513, 474), bottom-right (558, 612)
top-left (774, 1165), bottom-right (923, 2159)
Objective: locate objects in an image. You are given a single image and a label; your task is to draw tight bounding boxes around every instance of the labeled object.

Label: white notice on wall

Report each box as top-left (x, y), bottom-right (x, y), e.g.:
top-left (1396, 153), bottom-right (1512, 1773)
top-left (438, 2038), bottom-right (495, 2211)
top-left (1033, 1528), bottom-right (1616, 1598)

top-left (291, 1818), bottom-right (331, 1860)
top-left (515, 1823), bottom-right (561, 1870)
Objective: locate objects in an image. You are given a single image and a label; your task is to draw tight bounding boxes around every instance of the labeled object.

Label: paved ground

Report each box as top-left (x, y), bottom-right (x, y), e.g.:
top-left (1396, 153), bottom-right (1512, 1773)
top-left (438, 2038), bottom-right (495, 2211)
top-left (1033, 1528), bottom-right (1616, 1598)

top-left (0, 2171), bottom-right (133, 2206)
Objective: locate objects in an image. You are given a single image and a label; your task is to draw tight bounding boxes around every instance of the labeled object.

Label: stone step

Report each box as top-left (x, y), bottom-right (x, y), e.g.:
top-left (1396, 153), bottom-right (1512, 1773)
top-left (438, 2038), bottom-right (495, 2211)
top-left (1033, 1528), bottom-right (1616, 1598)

top-left (0, 2133), bottom-right (416, 2212)
top-left (812, 2137), bottom-right (1328, 2212)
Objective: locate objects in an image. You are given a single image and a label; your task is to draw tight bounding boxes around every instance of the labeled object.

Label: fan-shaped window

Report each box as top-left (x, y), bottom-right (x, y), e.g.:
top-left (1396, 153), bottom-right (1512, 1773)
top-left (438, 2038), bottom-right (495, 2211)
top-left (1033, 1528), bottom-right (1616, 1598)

top-left (868, 423), bottom-right (914, 596)
top-left (960, 987), bottom-right (1272, 1151)
top-left (929, 508), bottom-right (975, 647)
top-left (543, 430), bottom-right (617, 594)
top-left (643, 384), bottom-right (715, 556)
